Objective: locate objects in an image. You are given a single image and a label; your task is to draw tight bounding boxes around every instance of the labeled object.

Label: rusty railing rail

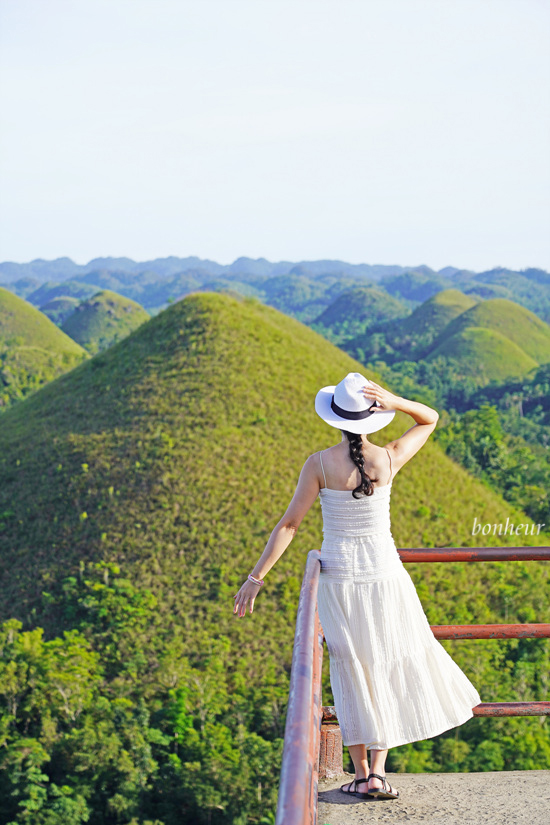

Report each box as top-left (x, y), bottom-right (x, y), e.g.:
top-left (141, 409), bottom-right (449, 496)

top-left (275, 546), bottom-right (550, 825)
top-left (275, 549), bottom-right (323, 825)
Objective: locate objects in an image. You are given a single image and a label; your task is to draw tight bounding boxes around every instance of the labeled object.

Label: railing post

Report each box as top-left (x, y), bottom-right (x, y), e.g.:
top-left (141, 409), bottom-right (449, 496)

top-left (319, 706), bottom-right (343, 779)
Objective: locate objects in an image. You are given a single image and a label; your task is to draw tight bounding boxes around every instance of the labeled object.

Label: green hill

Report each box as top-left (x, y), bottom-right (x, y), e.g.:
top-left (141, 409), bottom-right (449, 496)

top-left (0, 293), bottom-right (547, 821)
top-left (40, 295), bottom-right (81, 325)
top-left (27, 279), bottom-right (101, 306)
top-left (455, 268), bottom-right (550, 323)
top-left (426, 298), bottom-right (550, 382)
top-left (261, 273), bottom-right (336, 322)
top-left (345, 288), bottom-right (479, 363)
top-left (312, 285), bottom-right (408, 342)
top-left (0, 287), bottom-right (87, 410)
top-left (61, 289), bottom-right (150, 353)
top-left (428, 326), bottom-right (539, 383)
top-left (379, 270), bottom-right (455, 305)
top-left (397, 289), bottom-right (479, 338)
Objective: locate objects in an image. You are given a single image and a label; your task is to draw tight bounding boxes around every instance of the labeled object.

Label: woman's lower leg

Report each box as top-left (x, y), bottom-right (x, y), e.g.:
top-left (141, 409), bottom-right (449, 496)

top-left (348, 743), bottom-right (369, 779)
top-left (368, 748), bottom-right (389, 790)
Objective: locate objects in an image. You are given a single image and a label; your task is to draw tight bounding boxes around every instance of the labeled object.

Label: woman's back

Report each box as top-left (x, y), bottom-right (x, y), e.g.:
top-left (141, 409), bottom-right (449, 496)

top-left (318, 441), bottom-right (394, 493)
top-left (318, 444), bottom-right (402, 581)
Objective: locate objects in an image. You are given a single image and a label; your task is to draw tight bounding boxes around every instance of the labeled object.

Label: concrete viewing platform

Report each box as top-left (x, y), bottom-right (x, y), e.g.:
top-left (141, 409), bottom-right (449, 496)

top-left (318, 770), bottom-right (550, 825)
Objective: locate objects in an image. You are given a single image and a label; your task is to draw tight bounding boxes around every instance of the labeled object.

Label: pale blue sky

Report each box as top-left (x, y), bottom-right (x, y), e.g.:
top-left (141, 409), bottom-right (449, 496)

top-left (0, 0), bottom-right (549, 271)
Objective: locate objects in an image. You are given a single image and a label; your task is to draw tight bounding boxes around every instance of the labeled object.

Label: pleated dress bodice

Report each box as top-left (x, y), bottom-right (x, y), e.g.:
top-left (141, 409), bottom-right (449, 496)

top-left (318, 483), bottom-right (404, 583)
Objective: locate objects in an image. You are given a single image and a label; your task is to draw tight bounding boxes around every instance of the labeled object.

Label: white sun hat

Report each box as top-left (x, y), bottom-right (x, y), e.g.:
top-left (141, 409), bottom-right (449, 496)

top-left (315, 372), bottom-right (396, 435)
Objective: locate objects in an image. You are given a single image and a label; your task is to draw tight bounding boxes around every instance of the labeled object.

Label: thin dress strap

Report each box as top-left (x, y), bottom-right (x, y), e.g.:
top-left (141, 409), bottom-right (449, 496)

top-left (319, 450), bottom-right (328, 490)
top-left (385, 447), bottom-right (393, 484)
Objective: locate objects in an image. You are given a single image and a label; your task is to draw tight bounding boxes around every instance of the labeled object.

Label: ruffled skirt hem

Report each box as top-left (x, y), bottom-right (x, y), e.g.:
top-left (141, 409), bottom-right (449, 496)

top-left (317, 563), bottom-right (482, 750)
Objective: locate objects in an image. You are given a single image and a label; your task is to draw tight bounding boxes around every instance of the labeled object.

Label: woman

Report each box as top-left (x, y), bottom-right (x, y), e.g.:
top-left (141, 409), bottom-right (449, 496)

top-left (233, 372), bottom-right (481, 801)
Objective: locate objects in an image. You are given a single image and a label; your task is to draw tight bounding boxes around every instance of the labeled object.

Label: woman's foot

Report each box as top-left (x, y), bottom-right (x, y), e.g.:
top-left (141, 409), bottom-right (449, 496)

top-left (367, 773), bottom-right (399, 799)
top-left (340, 776), bottom-right (370, 798)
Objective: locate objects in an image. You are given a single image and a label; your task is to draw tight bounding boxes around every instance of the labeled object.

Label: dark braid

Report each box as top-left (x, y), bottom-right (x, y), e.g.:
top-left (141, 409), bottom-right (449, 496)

top-left (344, 431), bottom-right (378, 498)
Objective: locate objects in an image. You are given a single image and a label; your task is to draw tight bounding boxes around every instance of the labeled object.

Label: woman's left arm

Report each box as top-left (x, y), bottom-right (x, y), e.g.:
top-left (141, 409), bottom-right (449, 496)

top-left (233, 454), bottom-right (321, 618)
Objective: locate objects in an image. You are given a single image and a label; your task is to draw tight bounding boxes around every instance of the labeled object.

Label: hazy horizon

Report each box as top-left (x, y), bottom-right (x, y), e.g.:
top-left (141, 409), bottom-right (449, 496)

top-left (2, 252), bottom-right (546, 276)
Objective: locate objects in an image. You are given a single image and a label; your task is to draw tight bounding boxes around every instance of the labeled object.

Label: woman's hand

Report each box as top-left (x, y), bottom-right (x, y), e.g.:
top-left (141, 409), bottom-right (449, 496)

top-left (233, 579), bottom-right (262, 618)
top-left (363, 380), bottom-right (402, 412)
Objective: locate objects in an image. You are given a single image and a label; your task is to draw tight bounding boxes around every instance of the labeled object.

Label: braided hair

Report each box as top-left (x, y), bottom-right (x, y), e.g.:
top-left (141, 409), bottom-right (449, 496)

top-left (344, 431), bottom-right (379, 498)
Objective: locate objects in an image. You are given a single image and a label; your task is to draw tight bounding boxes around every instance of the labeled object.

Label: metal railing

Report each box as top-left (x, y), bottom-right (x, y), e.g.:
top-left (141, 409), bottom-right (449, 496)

top-left (274, 546), bottom-right (550, 825)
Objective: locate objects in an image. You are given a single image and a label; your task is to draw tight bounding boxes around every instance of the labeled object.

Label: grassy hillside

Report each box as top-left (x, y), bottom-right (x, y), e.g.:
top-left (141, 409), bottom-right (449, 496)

top-left (312, 285), bottom-right (408, 342)
top-left (40, 295), bottom-right (81, 325)
top-left (425, 298), bottom-right (550, 383)
top-left (379, 270), bottom-right (455, 305)
top-left (398, 288), bottom-right (478, 338)
top-left (349, 289), bottom-right (480, 362)
top-left (0, 287), bottom-right (87, 410)
top-left (27, 279), bottom-right (101, 306)
top-left (0, 293), bottom-right (548, 821)
top-left (427, 326), bottom-right (539, 383)
top-left (61, 289), bottom-right (150, 353)
top-left (432, 298), bottom-right (550, 362)
top-left (455, 268), bottom-right (550, 323)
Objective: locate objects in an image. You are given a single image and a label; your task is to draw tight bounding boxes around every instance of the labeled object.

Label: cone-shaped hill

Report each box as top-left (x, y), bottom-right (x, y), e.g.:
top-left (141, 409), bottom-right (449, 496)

top-left (0, 286), bottom-right (87, 409)
top-left (27, 279), bottom-right (100, 307)
top-left (61, 289), bottom-right (150, 354)
top-left (313, 285), bottom-right (408, 340)
top-left (426, 298), bottom-right (550, 383)
top-left (395, 289), bottom-right (479, 340)
top-left (348, 288), bottom-right (479, 359)
top-left (40, 295), bottom-right (81, 325)
top-left (0, 292), bottom-right (547, 694)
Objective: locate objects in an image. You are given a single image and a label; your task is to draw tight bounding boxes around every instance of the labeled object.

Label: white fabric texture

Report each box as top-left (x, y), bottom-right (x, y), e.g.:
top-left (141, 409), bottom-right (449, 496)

top-left (316, 460), bottom-right (481, 749)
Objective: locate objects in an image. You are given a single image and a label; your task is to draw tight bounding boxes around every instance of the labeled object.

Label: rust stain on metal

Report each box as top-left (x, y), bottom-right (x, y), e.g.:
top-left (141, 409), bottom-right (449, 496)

top-left (474, 702), bottom-right (550, 716)
top-left (398, 547), bottom-right (550, 563)
top-left (275, 549), bottom-right (322, 825)
top-left (432, 623), bottom-right (550, 640)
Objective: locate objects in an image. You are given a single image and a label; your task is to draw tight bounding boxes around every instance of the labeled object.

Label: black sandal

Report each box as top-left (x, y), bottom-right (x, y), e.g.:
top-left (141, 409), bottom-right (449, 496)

top-left (340, 777), bottom-right (370, 799)
top-left (367, 773), bottom-right (399, 800)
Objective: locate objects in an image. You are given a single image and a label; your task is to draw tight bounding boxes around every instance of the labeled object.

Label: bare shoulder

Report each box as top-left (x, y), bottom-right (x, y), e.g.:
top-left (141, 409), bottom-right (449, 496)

top-left (303, 451), bottom-right (324, 478)
top-left (382, 421), bottom-right (437, 473)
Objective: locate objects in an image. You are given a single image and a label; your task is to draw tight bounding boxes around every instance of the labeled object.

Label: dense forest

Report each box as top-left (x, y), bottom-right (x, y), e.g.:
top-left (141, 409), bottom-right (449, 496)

top-left (0, 293), bottom-right (548, 824)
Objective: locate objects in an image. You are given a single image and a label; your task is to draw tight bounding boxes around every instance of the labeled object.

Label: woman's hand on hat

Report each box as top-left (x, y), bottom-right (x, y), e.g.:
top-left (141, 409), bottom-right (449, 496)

top-left (233, 579), bottom-right (261, 618)
top-left (364, 381), bottom-right (401, 411)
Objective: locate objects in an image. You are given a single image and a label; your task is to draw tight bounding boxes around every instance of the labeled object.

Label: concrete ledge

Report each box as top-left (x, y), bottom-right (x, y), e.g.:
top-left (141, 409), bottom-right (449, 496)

top-left (318, 770), bottom-right (550, 825)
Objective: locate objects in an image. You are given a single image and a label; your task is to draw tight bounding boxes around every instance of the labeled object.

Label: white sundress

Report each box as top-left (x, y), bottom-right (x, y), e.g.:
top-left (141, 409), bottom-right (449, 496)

top-left (316, 449), bottom-right (481, 749)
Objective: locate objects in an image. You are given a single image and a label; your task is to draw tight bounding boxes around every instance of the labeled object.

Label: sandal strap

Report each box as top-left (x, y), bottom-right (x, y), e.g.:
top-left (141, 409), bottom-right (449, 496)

top-left (368, 773), bottom-right (386, 782)
top-left (355, 777), bottom-right (369, 786)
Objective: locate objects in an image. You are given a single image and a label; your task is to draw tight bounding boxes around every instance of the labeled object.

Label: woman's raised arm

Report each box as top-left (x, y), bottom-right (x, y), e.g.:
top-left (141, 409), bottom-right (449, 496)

top-left (233, 454), bottom-right (321, 618)
top-left (364, 380), bottom-right (439, 473)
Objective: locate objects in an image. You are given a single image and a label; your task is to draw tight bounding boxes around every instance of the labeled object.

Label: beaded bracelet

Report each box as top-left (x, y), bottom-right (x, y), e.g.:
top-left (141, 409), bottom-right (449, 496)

top-left (248, 574), bottom-right (264, 587)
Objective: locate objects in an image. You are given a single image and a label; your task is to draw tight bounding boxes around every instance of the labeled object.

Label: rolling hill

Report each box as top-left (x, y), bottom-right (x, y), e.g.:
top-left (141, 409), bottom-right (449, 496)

top-left (0, 286), bottom-right (87, 409)
top-left (40, 295), bottom-right (81, 325)
top-left (426, 298), bottom-right (550, 382)
top-left (60, 289), bottom-right (150, 353)
top-left (0, 293), bottom-right (548, 820)
top-left (396, 288), bottom-right (479, 339)
top-left (379, 270), bottom-right (455, 305)
top-left (312, 285), bottom-right (408, 342)
top-left (347, 289), bottom-right (480, 361)
top-left (27, 279), bottom-right (101, 306)
top-left (454, 267), bottom-right (550, 323)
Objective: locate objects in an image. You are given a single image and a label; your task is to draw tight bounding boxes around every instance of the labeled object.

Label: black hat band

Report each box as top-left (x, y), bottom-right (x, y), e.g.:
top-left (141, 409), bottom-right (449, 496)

top-left (330, 396), bottom-right (377, 421)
